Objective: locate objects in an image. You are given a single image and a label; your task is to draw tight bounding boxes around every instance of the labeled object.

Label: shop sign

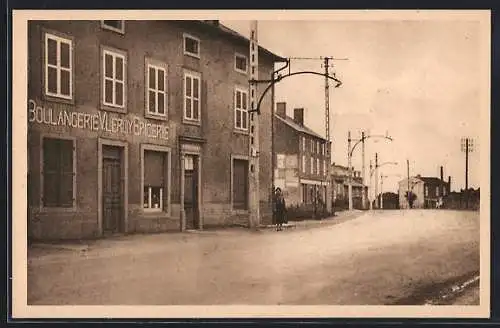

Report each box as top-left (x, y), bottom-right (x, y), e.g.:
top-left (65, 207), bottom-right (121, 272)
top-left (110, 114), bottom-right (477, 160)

top-left (28, 99), bottom-right (169, 141)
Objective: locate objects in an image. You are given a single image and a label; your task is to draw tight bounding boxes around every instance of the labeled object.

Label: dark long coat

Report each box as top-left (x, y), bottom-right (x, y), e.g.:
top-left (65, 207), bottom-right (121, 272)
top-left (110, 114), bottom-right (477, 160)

top-left (274, 194), bottom-right (287, 224)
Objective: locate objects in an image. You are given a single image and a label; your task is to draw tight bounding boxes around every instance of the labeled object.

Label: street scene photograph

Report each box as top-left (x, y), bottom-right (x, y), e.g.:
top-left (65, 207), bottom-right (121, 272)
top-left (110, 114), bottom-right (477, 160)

top-left (12, 9), bottom-right (490, 318)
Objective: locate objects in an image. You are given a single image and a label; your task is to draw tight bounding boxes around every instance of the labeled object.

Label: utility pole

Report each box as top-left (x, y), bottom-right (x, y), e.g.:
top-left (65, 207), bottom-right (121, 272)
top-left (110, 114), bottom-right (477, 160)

top-left (348, 131), bottom-right (353, 210)
top-left (374, 152), bottom-right (379, 209)
top-left (380, 173), bottom-right (384, 209)
top-left (248, 21), bottom-right (259, 228)
top-left (369, 160), bottom-right (373, 210)
top-left (323, 56), bottom-right (333, 214)
top-left (407, 159), bottom-right (410, 209)
top-left (461, 137), bottom-right (474, 210)
top-left (361, 131), bottom-right (366, 209)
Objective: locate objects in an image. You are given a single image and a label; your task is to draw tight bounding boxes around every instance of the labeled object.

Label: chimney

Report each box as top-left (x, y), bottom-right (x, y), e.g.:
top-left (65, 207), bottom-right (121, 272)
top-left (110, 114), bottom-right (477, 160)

top-left (276, 102), bottom-right (286, 118)
top-left (293, 108), bottom-right (304, 126)
top-left (448, 176), bottom-right (451, 192)
top-left (440, 166), bottom-right (444, 181)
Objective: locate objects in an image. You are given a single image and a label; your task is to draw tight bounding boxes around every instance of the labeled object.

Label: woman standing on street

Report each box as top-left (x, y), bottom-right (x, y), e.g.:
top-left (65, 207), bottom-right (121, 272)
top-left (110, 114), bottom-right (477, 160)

top-left (274, 187), bottom-right (287, 231)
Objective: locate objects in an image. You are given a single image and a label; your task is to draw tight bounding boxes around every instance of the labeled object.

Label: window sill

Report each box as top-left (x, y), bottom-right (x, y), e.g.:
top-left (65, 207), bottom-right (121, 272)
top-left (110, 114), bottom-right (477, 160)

top-left (235, 69), bottom-right (248, 75)
top-left (140, 210), bottom-right (171, 219)
top-left (101, 104), bottom-right (127, 114)
top-left (183, 118), bottom-right (201, 126)
top-left (145, 112), bottom-right (169, 122)
top-left (43, 93), bottom-right (75, 106)
top-left (184, 52), bottom-right (200, 60)
top-left (233, 128), bottom-right (249, 136)
top-left (39, 206), bottom-right (77, 213)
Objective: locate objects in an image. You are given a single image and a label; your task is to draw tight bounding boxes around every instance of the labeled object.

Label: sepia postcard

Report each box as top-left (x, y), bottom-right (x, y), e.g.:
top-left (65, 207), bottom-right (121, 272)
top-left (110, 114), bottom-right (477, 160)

top-left (11, 9), bottom-right (491, 319)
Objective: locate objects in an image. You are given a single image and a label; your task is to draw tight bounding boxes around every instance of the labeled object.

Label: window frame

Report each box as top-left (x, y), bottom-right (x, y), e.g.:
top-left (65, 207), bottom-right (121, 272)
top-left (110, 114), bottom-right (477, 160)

top-left (145, 58), bottom-right (168, 119)
top-left (101, 46), bottom-right (127, 111)
top-left (140, 144), bottom-right (172, 216)
top-left (302, 155), bottom-right (306, 173)
top-left (39, 134), bottom-right (77, 212)
top-left (231, 155), bottom-right (250, 212)
top-left (101, 20), bottom-right (125, 34)
top-left (234, 86), bottom-right (249, 131)
top-left (43, 32), bottom-right (74, 101)
top-left (234, 53), bottom-right (248, 74)
top-left (302, 136), bottom-right (306, 152)
top-left (310, 156), bottom-right (314, 174)
top-left (183, 33), bottom-right (201, 59)
top-left (183, 70), bottom-right (202, 124)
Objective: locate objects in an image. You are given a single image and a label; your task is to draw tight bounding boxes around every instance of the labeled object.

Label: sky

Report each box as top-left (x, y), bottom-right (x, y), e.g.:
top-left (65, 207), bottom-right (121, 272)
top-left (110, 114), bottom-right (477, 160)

top-left (222, 16), bottom-right (486, 193)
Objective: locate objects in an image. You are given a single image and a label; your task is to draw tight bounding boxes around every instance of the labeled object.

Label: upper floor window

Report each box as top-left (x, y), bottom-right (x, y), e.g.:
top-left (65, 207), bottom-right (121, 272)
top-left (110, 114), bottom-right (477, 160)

top-left (323, 160), bottom-right (327, 176)
top-left (310, 139), bottom-right (314, 153)
top-left (101, 20), bottom-right (125, 34)
top-left (235, 53), bottom-right (248, 73)
top-left (183, 34), bottom-right (200, 58)
top-left (184, 71), bottom-right (201, 122)
top-left (102, 48), bottom-right (126, 108)
top-left (317, 141), bottom-right (320, 154)
top-left (316, 158), bottom-right (320, 175)
top-left (436, 186), bottom-right (440, 196)
top-left (302, 136), bottom-right (306, 152)
top-left (425, 186), bottom-right (429, 197)
top-left (443, 187), bottom-right (447, 196)
top-left (234, 87), bottom-right (248, 130)
top-left (302, 155), bottom-right (306, 173)
top-left (146, 61), bottom-right (167, 117)
top-left (310, 157), bottom-right (314, 174)
top-left (44, 33), bottom-right (72, 100)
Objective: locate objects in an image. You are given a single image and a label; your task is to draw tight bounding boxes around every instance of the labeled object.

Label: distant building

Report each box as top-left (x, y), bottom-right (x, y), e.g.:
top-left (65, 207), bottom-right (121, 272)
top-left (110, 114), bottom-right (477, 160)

top-left (398, 169), bottom-right (451, 209)
top-left (273, 102), bottom-right (331, 209)
top-left (331, 163), bottom-right (368, 210)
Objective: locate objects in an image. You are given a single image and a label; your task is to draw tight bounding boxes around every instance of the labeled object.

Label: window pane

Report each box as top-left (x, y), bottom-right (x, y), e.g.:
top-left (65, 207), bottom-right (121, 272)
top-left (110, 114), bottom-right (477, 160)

top-left (149, 67), bottom-right (156, 89)
top-left (236, 91), bottom-right (241, 108)
top-left (193, 78), bottom-right (199, 98)
top-left (185, 37), bottom-right (198, 54)
top-left (115, 82), bottom-right (124, 106)
top-left (144, 151), bottom-right (165, 186)
top-left (193, 100), bottom-right (199, 119)
top-left (236, 110), bottom-right (241, 128)
top-left (158, 69), bottom-right (165, 91)
top-left (103, 20), bottom-right (123, 29)
top-left (43, 172), bottom-right (59, 206)
top-left (158, 93), bottom-right (165, 114)
top-left (148, 91), bottom-right (156, 112)
top-left (185, 99), bottom-right (192, 118)
top-left (185, 76), bottom-right (192, 97)
top-left (242, 111), bottom-right (247, 129)
top-left (105, 54), bottom-right (113, 78)
top-left (47, 67), bottom-right (57, 93)
top-left (143, 187), bottom-right (150, 208)
top-left (115, 57), bottom-right (124, 80)
top-left (151, 187), bottom-right (162, 209)
top-left (60, 42), bottom-right (70, 68)
top-left (242, 93), bottom-right (247, 110)
top-left (60, 70), bottom-right (70, 96)
top-left (47, 38), bottom-right (57, 66)
top-left (105, 79), bottom-right (113, 103)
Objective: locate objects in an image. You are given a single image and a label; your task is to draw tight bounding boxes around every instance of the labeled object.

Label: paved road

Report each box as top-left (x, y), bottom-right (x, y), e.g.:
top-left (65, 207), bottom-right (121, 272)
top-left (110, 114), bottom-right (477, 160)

top-left (28, 210), bottom-right (480, 305)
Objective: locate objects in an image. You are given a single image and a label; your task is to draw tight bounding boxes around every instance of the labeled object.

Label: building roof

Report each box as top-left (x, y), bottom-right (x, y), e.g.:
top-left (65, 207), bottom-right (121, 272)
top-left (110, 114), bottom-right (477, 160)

top-left (194, 21), bottom-right (287, 62)
top-left (274, 114), bottom-right (326, 140)
top-left (419, 177), bottom-right (448, 185)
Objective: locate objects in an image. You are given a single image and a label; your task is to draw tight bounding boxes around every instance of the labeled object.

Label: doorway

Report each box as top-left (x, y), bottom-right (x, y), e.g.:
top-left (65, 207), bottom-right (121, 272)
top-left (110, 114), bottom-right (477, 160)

top-left (102, 145), bottom-right (124, 234)
top-left (184, 154), bottom-right (199, 230)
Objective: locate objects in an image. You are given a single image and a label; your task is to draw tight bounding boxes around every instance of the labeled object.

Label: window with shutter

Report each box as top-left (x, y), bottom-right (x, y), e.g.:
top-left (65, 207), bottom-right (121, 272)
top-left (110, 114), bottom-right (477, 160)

top-left (42, 138), bottom-right (74, 208)
top-left (44, 33), bottom-right (73, 99)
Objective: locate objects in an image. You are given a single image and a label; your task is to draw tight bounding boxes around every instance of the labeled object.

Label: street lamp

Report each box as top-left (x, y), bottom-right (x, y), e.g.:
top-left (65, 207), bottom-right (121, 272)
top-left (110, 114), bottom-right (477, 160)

top-left (368, 157), bottom-right (398, 210)
top-left (347, 131), bottom-right (393, 211)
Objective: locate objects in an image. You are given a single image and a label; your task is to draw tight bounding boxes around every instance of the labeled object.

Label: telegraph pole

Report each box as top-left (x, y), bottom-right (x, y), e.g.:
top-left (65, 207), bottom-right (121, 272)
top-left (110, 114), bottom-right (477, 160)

top-left (407, 159), bottom-right (410, 209)
top-left (374, 153), bottom-right (379, 209)
top-left (248, 21), bottom-right (260, 228)
top-left (461, 137), bottom-right (474, 210)
top-left (361, 131), bottom-right (366, 209)
top-left (348, 131), bottom-right (353, 210)
top-left (369, 160), bottom-right (373, 210)
top-left (380, 172), bottom-right (384, 209)
top-left (323, 56), bottom-right (333, 214)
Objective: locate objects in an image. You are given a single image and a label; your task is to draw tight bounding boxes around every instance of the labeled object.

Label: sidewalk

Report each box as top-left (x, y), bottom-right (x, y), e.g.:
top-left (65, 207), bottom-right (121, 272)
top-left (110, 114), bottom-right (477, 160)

top-left (29, 210), bottom-right (368, 257)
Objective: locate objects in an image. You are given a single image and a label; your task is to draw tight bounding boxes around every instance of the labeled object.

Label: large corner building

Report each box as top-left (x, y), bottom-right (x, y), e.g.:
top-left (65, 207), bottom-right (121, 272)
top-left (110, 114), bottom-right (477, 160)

top-left (27, 20), bottom-right (285, 240)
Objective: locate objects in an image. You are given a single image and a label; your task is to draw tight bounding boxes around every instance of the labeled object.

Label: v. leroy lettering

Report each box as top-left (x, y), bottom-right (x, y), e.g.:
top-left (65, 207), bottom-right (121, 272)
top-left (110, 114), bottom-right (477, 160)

top-left (28, 99), bottom-right (169, 141)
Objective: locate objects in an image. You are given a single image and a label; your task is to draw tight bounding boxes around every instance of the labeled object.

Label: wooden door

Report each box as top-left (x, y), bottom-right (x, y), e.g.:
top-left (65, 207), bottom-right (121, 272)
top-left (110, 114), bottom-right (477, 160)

top-left (102, 146), bottom-right (123, 234)
top-left (184, 155), bottom-right (198, 230)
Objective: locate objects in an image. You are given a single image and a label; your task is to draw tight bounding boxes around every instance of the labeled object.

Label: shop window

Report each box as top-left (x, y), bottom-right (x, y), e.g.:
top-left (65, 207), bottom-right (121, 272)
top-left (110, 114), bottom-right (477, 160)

top-left (234, 87), bottom-right (248, 130)
top-left (232, 158), bottom-right (249, 210)
top-left (183, 34), bottom-right (200, 58)
top-left (101, 20), bottom-right (125, 34)
top-left (102, 48), bottom-right (126, 109)
top-left (146, 61), bottom-right (167, 117)
top-left (184, 71), bottom-right (201, 122)
top-left (235, 53), bottom-right (247, 73)
top-left (42, 137), bottom-right (75, 208)
top-left (143, 150), bottom-right (169, 212)
top-left (44, 33), bottom-right (73, 99)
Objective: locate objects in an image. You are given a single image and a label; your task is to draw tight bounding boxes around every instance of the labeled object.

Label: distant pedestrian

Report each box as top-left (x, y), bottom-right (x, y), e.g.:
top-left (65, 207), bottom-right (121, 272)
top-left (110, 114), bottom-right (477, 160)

top-left (273, 188), bottom-right (287, 231)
